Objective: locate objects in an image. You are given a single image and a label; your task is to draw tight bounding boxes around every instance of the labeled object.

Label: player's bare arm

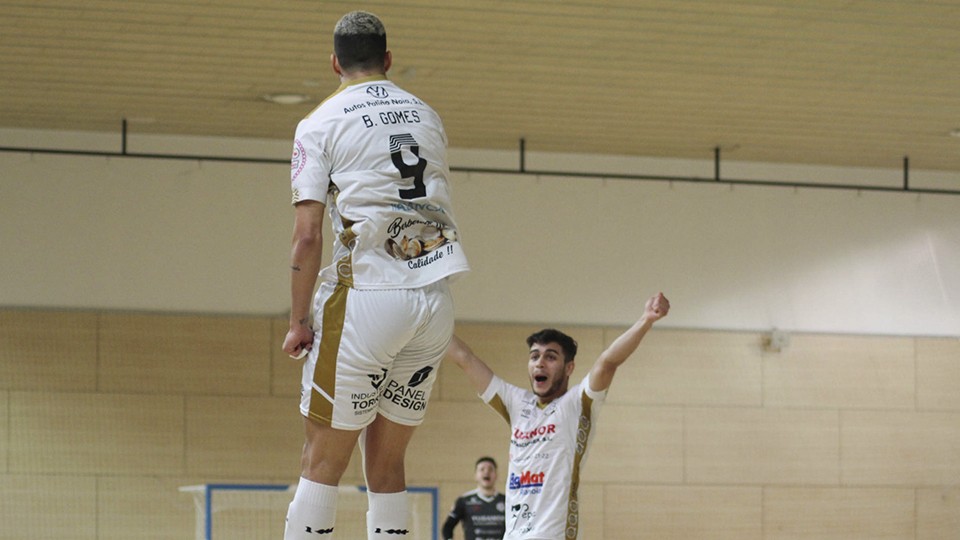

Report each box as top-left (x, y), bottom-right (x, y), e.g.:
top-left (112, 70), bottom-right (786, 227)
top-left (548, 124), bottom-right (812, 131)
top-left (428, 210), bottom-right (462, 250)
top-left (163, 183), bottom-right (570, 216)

top-left (446, 335), bottom-right (495, 394)
top-left (282, 200), bottom-right (325, 358)
top-left (589, 292), bottom-right (670, 393)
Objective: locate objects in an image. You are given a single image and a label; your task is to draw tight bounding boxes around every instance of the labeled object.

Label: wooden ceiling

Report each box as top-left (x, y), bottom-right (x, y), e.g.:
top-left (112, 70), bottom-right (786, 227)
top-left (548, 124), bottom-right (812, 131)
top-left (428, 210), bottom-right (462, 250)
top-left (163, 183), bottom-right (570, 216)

top-left (2, 0), bottom-right (959, 171)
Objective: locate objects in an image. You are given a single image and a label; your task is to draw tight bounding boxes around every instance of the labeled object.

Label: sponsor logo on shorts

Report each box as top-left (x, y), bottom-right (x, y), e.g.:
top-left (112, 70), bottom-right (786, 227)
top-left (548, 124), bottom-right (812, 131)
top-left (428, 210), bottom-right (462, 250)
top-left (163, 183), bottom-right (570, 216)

top-left (351, 391), bottom-right (378, 415)
top-left (368, 368), bottom-right (388, 390)
top-left (382, 380), bottom-right (428, 411)
top-left (407, 366), bottom-right (433, 388)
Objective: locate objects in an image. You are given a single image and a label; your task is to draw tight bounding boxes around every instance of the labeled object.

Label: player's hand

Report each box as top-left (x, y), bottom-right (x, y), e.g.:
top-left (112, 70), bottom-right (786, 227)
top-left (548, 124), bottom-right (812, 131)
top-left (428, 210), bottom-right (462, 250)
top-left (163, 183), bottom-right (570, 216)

top-left (644, 292), bottom-right (670, 322)
top-left (282, 326), bottom-right (314, 360)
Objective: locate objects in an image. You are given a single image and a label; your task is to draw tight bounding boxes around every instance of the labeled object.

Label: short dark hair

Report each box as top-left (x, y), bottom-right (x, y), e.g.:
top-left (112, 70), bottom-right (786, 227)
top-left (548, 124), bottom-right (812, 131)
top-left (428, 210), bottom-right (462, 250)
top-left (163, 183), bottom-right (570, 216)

top-left (475, 456), bottom-right (497, 468)
top-left (526, 328), bottom-right (578, 363)
top-left (333, 11), bottom-right (387, 72)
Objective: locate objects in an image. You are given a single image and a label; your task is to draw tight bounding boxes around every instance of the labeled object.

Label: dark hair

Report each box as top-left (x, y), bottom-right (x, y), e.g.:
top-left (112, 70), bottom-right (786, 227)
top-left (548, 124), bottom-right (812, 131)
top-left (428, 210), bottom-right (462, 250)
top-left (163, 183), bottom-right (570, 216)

top-left (475, 456), bottom-right (497, 468)
top-left (526, 328), bottom-right (578, 363)
top-left (333, 11), bottom-right (387, 72)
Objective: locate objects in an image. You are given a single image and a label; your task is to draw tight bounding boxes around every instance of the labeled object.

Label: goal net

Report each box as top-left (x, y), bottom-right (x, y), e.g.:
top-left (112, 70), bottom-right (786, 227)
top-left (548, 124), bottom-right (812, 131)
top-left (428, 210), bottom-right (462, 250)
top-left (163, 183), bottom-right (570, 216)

top-left (179, 483), bottom-right (438, 540)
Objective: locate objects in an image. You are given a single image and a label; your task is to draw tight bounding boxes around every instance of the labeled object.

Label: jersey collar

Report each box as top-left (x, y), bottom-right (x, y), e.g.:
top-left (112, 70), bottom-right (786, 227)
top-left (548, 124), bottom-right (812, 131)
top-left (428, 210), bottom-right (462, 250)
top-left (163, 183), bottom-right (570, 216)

top-left (337, 74), bottom-right (389, 92)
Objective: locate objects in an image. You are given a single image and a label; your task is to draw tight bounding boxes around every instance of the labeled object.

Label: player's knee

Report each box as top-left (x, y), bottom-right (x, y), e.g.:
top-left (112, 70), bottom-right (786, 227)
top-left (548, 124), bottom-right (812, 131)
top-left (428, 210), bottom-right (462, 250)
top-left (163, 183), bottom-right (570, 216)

top-left (301, 443), bottom-right (353, 484)
top-left (364, 450), bottom-right (406, 485)
top-left (301, 456), bottom-right (350, 485)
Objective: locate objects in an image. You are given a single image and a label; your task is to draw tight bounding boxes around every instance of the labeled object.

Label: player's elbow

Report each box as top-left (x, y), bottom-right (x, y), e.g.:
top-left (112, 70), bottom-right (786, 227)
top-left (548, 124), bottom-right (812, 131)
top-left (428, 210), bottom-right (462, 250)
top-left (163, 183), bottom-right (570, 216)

top-left (445, 337), bottom-right (471, 367)
top-left (447, 349), bottom-right (471, 371)
top-left (292, 228), bottom-right (322, 253)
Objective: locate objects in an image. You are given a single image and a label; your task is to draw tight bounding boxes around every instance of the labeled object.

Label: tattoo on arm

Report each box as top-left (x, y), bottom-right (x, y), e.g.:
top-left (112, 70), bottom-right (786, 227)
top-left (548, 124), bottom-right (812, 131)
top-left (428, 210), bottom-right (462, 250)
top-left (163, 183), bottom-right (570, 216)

top-left (291, 265), bottom-right (301, 271)
top-left (299, 317), bottom-right (308, 326)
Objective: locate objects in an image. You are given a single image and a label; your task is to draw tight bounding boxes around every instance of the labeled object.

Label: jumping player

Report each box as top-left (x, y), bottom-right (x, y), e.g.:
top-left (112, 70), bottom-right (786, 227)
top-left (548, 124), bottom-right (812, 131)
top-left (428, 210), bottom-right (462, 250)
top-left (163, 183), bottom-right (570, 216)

top-left (282, 11), bottom-right (469, 540)
top-left (446, 293), bottom-right (670, 539)
top-left (442, 456), bottom-right (507, 540)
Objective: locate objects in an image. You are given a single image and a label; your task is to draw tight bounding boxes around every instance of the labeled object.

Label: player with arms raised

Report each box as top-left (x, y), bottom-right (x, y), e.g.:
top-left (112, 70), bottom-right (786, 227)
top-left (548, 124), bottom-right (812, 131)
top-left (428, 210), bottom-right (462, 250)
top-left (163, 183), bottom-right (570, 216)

top-left (447, 293), bottom-right (669, 539)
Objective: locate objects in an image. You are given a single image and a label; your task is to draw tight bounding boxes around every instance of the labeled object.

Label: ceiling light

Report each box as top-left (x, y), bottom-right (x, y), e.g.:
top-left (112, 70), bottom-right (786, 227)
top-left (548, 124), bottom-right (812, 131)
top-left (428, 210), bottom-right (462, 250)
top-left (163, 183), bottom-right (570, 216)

top-left (261, 93), bottom-right (312, 105)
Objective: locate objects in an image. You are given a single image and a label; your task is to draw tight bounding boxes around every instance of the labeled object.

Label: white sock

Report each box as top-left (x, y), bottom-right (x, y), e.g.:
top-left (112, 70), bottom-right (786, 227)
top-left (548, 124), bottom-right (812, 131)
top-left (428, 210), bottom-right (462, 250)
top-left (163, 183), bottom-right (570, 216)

top-left (366, 490), bottom-right (410, 539)
top-left (284, 477), bottom-right (338, 539)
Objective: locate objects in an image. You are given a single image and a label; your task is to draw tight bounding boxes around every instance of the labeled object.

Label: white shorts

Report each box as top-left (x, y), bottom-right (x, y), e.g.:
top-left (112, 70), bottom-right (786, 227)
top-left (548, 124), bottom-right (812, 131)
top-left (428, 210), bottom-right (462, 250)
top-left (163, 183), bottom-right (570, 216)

top-left (299, 279), bottom-right (454, 430)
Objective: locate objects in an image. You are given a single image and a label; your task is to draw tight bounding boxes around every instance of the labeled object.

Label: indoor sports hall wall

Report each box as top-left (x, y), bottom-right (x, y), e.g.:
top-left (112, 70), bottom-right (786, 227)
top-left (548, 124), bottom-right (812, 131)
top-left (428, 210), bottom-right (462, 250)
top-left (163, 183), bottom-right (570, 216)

top-left (0, 311), bottom-right (958, 538)
top-left (1, 129), bottom-right (959, 538)
top-left (2, 128), bottom-right (960, 337)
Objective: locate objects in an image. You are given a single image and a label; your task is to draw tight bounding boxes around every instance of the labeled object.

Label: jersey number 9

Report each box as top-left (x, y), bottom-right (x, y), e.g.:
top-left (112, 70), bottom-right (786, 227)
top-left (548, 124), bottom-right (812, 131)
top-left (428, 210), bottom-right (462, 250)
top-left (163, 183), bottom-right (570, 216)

top-left (389, 133), bottom-right (427, 200)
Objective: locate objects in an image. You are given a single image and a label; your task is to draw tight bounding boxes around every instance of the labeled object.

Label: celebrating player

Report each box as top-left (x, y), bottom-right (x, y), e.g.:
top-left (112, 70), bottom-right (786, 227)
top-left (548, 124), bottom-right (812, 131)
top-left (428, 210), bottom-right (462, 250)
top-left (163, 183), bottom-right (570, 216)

top-left (447, 293), bottom-right (669, 539)
top-left (282, 11), bottom-right (470, 540)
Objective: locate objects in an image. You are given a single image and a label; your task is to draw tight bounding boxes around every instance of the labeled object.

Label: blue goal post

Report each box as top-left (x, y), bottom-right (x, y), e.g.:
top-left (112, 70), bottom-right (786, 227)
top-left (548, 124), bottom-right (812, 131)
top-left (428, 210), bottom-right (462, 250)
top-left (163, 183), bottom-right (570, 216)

top-left (179, 483), bottom-right (439, 540)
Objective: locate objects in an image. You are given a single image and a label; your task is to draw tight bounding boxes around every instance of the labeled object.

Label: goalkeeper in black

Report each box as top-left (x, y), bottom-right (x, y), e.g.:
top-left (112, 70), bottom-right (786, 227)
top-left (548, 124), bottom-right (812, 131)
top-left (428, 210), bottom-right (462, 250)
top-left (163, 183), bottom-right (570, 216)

top-left (442, 457), bottom-right (506, 540)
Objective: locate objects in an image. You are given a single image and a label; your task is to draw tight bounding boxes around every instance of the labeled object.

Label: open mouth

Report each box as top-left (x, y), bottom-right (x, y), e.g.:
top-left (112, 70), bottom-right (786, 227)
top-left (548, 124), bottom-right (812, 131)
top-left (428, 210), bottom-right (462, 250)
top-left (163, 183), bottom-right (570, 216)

top-left (534, 375), bottom-right (548, 384)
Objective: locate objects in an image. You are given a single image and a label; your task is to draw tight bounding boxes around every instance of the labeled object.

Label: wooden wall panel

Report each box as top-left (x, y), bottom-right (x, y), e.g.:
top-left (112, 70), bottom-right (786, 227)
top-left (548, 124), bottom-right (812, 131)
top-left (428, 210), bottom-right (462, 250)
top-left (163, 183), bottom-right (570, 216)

top-left (98, 476), bottom-right (196, 540)
top-left (763, 487), bottom-right (915, 539)
top-left (605, 329), bottom-right (763, 407)
top-left (0, 310), bottom-right (97, 391)
top-left (99, 313), bottom-right (271, 395)
top-left (5, 308), bottom-right (960, 539)
top-left (575, 483), bottom-right (605, 540)
top-left (9, 391), bottom-right (183, 475)
top-left (916, 337), bottom-right (960, 411)
top-left (588, 405), bottom-right (684, 484)
top-left (0, 391), bottom-right (6, 473)
top-left (686, 408), bottom-right (840, 485)
top-left (917, 488), bottom-right (960, 540)
top-left (763, 334), bottom-right (915, 409)
top-left (841, 410), bottom-right (960, 486)
top-left (0, 474), bottom-right (97, 540)
top-left (604, 485), bottom-right (762, 540)
top-left (185, 396), bottom-right (303, 479)
top-left (406, 401), bottom-right (510, 484)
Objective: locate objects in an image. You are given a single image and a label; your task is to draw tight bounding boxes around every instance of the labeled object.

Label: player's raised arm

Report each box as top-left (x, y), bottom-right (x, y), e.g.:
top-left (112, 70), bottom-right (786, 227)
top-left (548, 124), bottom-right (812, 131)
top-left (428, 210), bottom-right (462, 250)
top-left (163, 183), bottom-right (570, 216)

top-left (589, 292), bottom-right (670, 393)
top-left (446, 335), bottom-right (495, 394)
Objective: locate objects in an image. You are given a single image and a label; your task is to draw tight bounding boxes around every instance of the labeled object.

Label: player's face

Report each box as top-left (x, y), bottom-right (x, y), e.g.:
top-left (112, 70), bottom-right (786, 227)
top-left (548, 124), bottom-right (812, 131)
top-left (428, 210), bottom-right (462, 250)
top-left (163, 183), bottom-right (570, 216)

top-left (475, 461), bottom-right (497, 489)
top-left (528, 342), bottom-right (573, 403)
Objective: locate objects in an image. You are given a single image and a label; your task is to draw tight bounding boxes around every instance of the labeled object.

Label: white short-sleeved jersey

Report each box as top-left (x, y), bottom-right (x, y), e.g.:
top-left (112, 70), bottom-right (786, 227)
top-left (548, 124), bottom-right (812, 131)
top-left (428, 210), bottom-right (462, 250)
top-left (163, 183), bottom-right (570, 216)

top-left (290, 75), bottom-right (469, 289)
top-left (481, 375), bottom-right (606, 540)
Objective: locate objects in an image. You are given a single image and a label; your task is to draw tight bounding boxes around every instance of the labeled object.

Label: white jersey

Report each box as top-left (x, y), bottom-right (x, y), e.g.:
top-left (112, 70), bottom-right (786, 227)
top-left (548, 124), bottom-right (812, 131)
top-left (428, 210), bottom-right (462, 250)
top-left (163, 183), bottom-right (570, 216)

top-left (481, 375), bottom-right (605, 540)
top-left (290, 75), bottom-right (469, 289)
